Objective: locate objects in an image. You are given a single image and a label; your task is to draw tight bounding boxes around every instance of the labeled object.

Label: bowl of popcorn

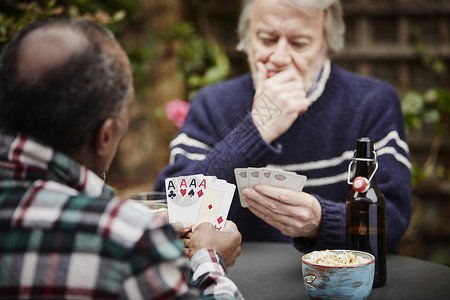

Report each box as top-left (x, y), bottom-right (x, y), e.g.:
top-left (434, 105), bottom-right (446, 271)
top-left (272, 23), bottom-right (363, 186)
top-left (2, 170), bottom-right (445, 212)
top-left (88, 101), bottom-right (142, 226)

top-left (301, 249), bottom-right (375, 300)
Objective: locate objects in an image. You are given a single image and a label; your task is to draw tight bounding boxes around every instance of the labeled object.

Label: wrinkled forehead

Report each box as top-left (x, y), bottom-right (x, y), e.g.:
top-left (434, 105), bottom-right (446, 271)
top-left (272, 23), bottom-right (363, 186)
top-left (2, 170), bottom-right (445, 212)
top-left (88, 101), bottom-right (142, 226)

top-left (17, 25), bottom-right (89, 79)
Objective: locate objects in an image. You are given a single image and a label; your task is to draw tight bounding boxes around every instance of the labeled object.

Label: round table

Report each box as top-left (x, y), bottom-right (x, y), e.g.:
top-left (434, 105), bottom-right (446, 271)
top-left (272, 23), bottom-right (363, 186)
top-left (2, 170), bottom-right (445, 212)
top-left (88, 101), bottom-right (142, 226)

top-left (228, 242), bottom-right (450, 300)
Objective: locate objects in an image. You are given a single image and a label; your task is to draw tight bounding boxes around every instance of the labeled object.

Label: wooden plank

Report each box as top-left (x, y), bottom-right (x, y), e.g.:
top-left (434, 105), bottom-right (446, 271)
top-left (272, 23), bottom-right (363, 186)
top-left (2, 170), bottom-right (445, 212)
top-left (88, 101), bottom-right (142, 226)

top-left (335, 45), bottom-right (450, 60)
top-left (343, 3), bottom-right (450, 16)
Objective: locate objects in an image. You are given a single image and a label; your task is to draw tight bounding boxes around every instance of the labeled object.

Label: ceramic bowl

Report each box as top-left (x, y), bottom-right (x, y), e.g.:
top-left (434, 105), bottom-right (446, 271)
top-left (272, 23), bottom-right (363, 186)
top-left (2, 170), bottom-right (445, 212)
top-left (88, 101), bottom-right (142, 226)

top-left (301, 250), bottom-right (375, 300)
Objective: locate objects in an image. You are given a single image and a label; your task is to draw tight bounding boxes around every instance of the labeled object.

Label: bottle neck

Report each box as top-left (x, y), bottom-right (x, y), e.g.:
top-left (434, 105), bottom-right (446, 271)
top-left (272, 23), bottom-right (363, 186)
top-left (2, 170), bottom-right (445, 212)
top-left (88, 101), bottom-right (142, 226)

top-left (355, 160), bottom-right (378, 185)
top-left (354, 156), bottom-right (372, 173)
top-left (347, 149), bottom-right (379, 190)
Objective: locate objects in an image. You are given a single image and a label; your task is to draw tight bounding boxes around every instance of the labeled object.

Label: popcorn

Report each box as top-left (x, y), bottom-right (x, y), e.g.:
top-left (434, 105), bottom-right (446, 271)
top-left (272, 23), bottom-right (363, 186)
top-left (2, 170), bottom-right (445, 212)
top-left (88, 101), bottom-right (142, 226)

top-left (305, 250), bottom-right (370, 266)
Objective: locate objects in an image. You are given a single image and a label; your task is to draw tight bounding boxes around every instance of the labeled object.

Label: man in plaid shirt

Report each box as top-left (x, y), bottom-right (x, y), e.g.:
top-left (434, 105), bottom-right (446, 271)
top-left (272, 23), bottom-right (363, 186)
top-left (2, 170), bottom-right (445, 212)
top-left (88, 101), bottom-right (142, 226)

top-left (0, 19), bottom-right (243, 299)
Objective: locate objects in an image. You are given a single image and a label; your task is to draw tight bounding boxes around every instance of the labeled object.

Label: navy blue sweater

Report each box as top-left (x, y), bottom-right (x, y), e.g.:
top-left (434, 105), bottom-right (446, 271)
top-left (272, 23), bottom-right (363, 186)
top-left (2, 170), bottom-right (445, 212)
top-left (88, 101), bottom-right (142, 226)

top-left (156, 64), bottom-right (412, 253)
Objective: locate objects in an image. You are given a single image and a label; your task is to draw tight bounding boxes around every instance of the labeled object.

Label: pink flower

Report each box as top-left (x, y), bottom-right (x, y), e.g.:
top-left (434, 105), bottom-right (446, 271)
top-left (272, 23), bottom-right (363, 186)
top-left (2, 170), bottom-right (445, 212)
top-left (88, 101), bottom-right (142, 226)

top-left (165, 99), bottom-right (190, 128)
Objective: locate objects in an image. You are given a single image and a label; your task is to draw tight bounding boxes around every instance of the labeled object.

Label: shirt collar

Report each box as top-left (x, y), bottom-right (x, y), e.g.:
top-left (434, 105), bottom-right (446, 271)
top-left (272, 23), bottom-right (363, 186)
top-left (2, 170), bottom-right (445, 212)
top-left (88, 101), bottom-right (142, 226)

top-left (0, 129), bottom-right (114, 198)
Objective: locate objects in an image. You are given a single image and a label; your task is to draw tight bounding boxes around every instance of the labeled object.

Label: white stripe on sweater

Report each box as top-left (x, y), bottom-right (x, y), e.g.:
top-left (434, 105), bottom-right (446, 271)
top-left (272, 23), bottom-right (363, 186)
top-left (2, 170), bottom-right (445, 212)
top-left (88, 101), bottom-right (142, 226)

top-left (377, 146), bottom-right (412, 169)
top-left (169, 127), bottom-right (410, 175)
top-left (170, 133), bottom-right (212, 150)
top-left (374, 130), bottom-right (409, 154)
top-left (169, 133), bottom-right (212, 165)
top-left (268, 130), bottom-right (410, 172)
top-left (169, 148), bottom-right (208, 165)
top-left (304, 171), bottom-right (349, 187)
top-left (267, 150), bottom-right (355, 172)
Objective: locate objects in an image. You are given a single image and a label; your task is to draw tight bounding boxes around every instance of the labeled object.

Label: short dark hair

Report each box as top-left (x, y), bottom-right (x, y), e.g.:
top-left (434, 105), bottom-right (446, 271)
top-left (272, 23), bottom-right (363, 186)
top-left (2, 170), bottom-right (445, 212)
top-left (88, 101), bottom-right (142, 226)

top-left (0, 18), bottom-right (132, 154)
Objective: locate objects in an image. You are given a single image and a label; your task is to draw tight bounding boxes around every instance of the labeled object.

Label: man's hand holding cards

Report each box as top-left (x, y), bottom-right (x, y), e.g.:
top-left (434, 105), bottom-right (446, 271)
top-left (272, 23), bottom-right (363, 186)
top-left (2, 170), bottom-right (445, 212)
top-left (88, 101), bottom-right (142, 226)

top-left (165, 174), bottom-right (236, 231)
top-left (234, 167), bottom-right (307, 207)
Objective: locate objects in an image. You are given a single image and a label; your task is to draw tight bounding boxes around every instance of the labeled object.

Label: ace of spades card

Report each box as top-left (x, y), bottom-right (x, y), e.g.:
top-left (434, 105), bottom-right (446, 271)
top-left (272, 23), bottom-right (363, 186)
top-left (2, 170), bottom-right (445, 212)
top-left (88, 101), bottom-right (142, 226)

top-left (176, 175), bottom-right (206, 206)
top-left (174, 175), bottom-right (208, 223)
top-left (196, 180), bottom-right (235, 231)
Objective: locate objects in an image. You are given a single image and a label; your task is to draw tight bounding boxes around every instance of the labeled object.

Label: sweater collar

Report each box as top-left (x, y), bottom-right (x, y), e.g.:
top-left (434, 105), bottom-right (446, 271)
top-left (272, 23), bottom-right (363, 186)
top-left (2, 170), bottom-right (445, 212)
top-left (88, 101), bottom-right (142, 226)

top-left (307, 58), bottom-right (331, 103)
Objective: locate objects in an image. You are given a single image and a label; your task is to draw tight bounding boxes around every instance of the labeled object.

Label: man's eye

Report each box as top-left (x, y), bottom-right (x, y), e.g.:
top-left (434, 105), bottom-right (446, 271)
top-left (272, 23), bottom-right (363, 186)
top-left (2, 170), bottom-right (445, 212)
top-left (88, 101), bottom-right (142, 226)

top-left (292, 42), bottom-right (307, 48)
top-left (261, 38), bottom-right (277, 45)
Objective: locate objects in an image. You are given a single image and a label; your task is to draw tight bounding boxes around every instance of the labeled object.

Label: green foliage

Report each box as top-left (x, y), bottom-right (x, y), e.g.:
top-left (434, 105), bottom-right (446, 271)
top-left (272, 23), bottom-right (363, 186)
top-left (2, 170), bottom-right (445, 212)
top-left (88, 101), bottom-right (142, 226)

top-left (404, 26), bottom-right (449, 135)
top-left (0, 0), bottom-right (133, 50)
top-left (0, 0), bottom-right (155, 99)
top-left (402, 87), bottom-right (450, 182)
top-left (401, 25), bottom-right (450, 184)
top-left (401, 88), bottom-right (450, 133)
top-left (411, 27), bottom-right (447, 75)
top-left (159, 21), bottom-right (231, 100)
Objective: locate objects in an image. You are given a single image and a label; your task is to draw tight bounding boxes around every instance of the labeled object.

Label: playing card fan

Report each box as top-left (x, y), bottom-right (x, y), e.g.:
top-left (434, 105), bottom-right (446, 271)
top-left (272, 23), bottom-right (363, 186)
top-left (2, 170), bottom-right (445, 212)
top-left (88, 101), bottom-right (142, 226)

top-left (165, 174), bottom-right (236, 231)
top-left (234, 167), bottom-right (307, 207)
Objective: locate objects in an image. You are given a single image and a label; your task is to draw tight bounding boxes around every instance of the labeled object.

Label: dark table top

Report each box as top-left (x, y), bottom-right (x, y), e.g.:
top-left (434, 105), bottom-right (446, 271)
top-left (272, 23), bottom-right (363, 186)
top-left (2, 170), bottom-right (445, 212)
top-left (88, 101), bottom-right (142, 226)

top-left (228, 242), bottom-right (450, 300)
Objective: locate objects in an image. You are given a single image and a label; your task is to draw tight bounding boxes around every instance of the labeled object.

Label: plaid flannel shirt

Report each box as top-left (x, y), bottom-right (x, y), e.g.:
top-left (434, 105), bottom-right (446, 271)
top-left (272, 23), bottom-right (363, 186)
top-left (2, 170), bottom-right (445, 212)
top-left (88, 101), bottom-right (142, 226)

top-left (0, 129), bottom-right (243, 299)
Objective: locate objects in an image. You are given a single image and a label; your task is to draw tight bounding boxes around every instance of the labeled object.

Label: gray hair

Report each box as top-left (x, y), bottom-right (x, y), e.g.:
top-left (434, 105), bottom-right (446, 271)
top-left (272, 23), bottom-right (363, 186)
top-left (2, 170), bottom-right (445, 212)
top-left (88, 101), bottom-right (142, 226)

top-left (237, 0), bottom-right (345, 56)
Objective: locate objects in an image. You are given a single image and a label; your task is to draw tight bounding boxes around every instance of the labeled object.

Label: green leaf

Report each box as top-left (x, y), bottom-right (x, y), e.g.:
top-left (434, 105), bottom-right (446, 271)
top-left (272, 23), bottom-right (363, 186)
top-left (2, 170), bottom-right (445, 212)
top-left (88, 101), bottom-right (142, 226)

top-left (112, 10), bottom-right (126, 22)
top-left (402, 92), bottom-right (424, 116)
top-left (422, 109), bottom-right (440, 124)
top-left (153, 106), bottom-right (166, 119)
top-left (424, 88), bottom-right (438, 104)
top-left (48, 0), bottom-right (57, 8)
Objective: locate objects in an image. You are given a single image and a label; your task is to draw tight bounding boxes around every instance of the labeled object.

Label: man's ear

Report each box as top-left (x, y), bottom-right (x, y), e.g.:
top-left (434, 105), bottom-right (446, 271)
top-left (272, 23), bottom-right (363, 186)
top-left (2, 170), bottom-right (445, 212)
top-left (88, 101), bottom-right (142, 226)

top-left (95, 118), bottom-right (116, 158)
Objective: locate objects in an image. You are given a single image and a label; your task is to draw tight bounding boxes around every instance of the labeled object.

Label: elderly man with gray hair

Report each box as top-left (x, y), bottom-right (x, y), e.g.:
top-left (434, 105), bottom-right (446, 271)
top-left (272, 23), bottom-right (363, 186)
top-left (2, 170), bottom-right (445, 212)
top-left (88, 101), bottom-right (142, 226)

top-left (156, 0), bottom-right (411, 255)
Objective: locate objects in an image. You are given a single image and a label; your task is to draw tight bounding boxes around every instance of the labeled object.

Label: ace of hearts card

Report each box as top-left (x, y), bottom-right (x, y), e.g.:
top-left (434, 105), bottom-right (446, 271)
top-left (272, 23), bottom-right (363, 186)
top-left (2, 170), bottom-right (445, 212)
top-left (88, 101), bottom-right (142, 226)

top-left (165, 174), bottom-right (235, 230)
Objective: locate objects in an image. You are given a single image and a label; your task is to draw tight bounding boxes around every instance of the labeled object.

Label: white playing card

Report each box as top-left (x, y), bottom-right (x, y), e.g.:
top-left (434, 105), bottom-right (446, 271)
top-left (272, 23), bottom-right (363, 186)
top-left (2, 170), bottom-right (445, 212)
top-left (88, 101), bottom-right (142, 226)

top-left (166, 174), bottom-right (220, 224)
top-left (165, 177), bottom-right (180, 222)
top-left (248, 167), bottom-right (262, 187)
top-left (234, 168), bottom-right (249, 207)
top-left (268, 170), bottom-right (307, 192)
top-left (259, 168), bottom-right (274, 185)
top-left (196, 189), bottom-right (222, 227)
top-left (196, 180), bottom-right (235, 231)
top-left (168, 175), bottom-right (202, 223)
top-left (176, 175), bottom-right (197, 207)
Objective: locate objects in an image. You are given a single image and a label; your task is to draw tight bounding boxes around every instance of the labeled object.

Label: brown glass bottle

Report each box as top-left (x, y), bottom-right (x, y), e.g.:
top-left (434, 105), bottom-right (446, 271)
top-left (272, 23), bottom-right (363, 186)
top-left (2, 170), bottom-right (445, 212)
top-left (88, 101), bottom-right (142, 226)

top-left (346, 138), bottom-right (387, 288)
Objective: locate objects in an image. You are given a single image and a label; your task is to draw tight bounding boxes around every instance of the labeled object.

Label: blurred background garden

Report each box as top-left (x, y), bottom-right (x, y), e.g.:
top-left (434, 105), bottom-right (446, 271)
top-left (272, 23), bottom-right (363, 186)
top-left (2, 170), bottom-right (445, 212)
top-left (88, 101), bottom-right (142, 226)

top-left (1, 0), bottom-right (449, 266)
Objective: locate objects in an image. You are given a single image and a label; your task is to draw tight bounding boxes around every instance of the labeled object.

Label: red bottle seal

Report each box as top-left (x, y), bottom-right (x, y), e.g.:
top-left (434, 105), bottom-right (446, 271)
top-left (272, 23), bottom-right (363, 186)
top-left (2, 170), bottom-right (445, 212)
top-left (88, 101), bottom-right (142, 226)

top-left (352, 176), bottom-right (370, 193)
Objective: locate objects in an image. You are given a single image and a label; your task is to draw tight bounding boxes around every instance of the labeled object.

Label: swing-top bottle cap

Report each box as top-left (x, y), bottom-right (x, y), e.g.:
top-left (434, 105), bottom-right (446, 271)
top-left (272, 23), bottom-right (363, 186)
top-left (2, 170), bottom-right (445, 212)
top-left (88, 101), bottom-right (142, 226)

top-left (353, 176), bottom-right (370, 193)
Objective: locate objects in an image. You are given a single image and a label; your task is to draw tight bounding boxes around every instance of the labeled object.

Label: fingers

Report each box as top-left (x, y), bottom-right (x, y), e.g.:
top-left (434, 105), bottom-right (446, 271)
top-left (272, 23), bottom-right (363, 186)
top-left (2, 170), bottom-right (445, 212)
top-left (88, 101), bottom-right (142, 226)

top-left (243, 186), bottom-right (298, 216)
top-left (225, 258), bottom-right (237, 268)
top-left (171, 220), bottom-right (193, 237)
top-left (255, 61), bottom-right (268, 93)
top-left (186, 221), bottom-right (242, 268)
top-left (265, 67), bottom-right (302, 85)
top-left (243, 186), bottom-right (322, 238)
top-left (191, 221), bottom-right (215, 233)
top-left (252, 65), bottom-right (310, 143)
top-left (157, 210), bottom-right (169, 221)
top-left (248, 203), bottom-right (291, 234)
top-left (222, 220), bottom-right (239, 233)
top-left (253, 185), bottom-right (301, 206)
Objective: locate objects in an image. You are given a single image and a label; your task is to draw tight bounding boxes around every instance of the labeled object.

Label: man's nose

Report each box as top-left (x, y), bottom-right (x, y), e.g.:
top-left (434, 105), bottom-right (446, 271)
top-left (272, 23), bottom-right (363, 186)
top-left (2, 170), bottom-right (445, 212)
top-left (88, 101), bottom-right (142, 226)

top-left (269, 39), bottom-right (291, 67)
